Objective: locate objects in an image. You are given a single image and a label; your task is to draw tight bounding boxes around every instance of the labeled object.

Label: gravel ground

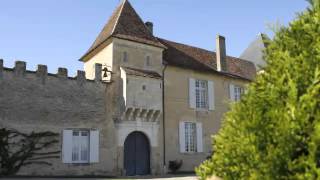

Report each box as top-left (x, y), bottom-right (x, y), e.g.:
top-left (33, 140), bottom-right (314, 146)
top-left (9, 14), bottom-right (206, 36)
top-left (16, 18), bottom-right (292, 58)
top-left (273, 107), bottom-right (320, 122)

top-left (1, 176), bottom-right (198, 180)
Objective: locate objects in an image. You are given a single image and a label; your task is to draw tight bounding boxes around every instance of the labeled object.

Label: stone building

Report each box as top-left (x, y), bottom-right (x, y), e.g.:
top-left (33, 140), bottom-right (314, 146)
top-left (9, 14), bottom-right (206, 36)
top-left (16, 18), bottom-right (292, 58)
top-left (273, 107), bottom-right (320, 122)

top-left (0, 0), bottom-right (256, 177)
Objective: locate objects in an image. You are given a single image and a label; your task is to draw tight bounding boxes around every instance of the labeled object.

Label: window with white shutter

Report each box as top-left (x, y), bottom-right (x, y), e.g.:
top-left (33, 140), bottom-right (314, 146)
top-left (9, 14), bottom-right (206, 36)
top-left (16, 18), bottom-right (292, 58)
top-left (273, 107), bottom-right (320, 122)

top-left (196, 123), bottom-right (203, 153)
top-left (179, 122), bottom-right (203, 153)
top-left (185, 122), bottom-right (197, 152)
top-left (179, 122), bottom-right (186, 153)
top-left (62, 129), bottom-right (99, 164)
top-left (90, 130), bottom-right (99, 163)
top-left (208, 81), bottom-right (214, 110)
top-left (195, 80), bottom-right (208, 109)
top-left (189, 78), bottom-right (196, 108)
top-left (62, 130), bottom-right (72, 163)
top-left (229, 84), bottom-right (244, 102)
top-left (72, 130), bottom-right (89, 163)
top-left (190, 79), bottom-right (213, 110)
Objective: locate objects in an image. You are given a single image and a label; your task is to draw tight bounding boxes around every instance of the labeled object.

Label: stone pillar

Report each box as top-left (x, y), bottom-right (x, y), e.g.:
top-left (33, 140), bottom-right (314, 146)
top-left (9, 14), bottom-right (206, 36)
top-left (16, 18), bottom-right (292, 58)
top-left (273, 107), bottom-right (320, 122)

top-left (95, 63), bottom-right (102, 82)
top-left (57, 68), bottom-right (68, 79)
top-left (37, 65), bottom-right (48, 84)
top-left (77, 70), bottom-right (86, 84)
top-left (14, 61), bottom-right (26, 76)
top-left (0, 59), bottom-right (3, 78)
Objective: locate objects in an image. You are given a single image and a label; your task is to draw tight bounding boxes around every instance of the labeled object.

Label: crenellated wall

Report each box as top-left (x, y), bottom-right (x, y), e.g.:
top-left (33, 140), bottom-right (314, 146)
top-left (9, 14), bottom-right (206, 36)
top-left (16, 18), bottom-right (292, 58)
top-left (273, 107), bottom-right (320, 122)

top-left (0, 59), bottom-right (118, 176)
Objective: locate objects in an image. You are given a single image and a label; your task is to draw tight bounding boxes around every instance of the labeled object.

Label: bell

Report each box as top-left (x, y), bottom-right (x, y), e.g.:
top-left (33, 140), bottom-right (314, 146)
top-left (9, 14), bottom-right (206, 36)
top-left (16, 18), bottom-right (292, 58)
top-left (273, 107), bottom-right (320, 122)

top-left (102, 67), bottom-right (108, 78)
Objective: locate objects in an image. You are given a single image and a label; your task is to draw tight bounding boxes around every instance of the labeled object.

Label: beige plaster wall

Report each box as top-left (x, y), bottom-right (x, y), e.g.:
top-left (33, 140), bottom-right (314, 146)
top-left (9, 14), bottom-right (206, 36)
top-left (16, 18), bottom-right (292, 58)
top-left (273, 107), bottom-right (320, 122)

top-left (125, 74), bottom-right (162, 110)
top-left (113, 38), bottom-right (163, 74)
top-left (83, 38), bottom-right (165, 175)
top-left (84, 41), bottom-right (113, 80)
top-left (163, 65), bottom-right (249, 172)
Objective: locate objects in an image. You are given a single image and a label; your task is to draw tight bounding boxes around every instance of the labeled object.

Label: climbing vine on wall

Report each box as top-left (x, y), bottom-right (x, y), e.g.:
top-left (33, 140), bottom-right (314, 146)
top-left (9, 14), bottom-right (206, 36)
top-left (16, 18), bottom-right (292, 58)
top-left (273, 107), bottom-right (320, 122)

top-left (0, 128), bottom-right (60, 176)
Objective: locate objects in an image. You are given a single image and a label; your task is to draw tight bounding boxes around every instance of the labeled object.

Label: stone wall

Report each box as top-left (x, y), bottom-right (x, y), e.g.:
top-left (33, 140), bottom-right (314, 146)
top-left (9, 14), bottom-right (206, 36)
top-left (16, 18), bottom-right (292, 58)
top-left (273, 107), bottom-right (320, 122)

top-left (0, 60), bottom-right (117, 176)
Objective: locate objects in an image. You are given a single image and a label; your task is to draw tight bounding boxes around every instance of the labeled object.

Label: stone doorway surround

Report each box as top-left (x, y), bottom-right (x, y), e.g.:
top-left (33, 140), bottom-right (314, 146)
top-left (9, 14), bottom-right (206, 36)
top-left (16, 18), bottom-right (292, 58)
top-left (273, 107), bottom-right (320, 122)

top-left (115, 120), bottom-right (161, 175)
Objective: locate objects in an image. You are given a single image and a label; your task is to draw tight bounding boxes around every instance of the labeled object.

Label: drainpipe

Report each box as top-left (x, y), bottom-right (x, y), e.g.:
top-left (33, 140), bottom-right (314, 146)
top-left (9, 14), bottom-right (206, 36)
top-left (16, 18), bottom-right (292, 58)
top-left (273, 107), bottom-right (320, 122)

top-left (162, 63), bottom-right (168, 173)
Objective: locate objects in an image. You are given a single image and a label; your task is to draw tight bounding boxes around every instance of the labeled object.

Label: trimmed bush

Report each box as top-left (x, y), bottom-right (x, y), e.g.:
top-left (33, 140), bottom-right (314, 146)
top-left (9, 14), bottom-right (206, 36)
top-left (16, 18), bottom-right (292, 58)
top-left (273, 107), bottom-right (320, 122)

top-left (196, 1), bottom-right (320, 179)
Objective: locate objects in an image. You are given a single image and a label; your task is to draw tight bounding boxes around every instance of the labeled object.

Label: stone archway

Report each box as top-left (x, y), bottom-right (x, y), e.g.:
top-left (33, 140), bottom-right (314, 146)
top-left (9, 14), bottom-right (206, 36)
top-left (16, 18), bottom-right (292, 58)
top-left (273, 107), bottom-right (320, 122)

top-left (124, 131), bottom-right (150, 176)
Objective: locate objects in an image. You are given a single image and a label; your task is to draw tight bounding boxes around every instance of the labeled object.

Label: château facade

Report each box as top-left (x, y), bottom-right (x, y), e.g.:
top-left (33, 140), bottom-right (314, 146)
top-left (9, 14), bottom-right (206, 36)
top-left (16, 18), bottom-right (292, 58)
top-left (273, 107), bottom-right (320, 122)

top-left (0, 0), bottom-right (256, 176)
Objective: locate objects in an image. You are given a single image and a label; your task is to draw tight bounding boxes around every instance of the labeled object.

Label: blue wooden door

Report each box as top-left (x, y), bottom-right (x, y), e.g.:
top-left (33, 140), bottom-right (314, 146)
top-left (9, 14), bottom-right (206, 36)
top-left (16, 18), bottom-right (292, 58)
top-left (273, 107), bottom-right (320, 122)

top-left (124, 132), bottom-right (150, 176)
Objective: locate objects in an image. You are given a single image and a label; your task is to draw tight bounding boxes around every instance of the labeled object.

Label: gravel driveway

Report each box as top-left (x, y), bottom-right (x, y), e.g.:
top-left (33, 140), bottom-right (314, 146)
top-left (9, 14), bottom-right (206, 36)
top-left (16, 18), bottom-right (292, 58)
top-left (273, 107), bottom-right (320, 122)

top-left (1, 176), bottom-right (198, 180)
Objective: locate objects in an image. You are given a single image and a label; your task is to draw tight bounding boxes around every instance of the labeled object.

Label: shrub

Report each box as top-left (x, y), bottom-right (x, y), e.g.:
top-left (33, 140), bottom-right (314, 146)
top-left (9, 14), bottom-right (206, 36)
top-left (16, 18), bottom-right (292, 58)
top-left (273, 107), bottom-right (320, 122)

top-left (196, 0), bottom-right (320, 179)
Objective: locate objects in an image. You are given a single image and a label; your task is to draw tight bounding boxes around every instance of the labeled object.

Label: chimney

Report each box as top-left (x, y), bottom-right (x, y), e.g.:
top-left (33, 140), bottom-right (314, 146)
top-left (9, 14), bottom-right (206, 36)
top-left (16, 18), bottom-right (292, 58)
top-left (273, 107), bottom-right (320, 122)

top-left (216, 35), bottom-right (227, 72)
top-left (145, 21), bottom-right (153, 35)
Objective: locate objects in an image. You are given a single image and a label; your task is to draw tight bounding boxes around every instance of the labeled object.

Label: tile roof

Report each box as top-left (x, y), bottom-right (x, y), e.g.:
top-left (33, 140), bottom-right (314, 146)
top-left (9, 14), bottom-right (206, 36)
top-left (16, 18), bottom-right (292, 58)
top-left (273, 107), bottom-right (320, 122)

top-left (80, 0), bottom-right (165, 61)
top-left (122, 66), bottom-right (162, 79)
top-left (158, 38), bottom-right (256, 80)
top-left (80, 0), bottom-right (256, 81)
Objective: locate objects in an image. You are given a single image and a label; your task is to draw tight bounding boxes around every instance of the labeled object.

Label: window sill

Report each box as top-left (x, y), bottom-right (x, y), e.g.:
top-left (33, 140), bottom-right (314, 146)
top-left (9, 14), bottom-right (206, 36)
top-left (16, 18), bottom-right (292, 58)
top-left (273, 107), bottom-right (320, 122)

top-left (180, 152), bottom-right (205, 155)
top-left (65, 162), bottom-right (91, 166)
top-left (195, 108), bottom-right (209, 112)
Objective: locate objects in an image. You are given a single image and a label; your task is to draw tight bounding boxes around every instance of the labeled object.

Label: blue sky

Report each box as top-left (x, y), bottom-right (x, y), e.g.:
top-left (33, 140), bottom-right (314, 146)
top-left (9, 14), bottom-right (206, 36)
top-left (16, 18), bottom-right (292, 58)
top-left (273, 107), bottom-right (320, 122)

top-left (0, 0), bottom-right (309, 75)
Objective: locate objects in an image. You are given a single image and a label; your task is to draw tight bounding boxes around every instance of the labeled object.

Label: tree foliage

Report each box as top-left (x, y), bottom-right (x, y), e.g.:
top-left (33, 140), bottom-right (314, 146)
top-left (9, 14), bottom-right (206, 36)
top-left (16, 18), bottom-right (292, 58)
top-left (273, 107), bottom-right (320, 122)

top-left (0, 128), bottom-right (60, 176)
top-left (196, 1), bottom-right (320, 179)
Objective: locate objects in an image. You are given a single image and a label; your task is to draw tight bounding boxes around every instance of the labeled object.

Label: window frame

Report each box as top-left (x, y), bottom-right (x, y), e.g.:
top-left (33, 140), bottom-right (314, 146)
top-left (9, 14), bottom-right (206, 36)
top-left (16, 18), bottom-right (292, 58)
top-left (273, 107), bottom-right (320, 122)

top-left (184, 122), bottom-right (197, 153)
top-left (195, 79), bottom-right (209, 110)
top-left (145, 55), bottom-right (151, 67)
top-left (234, 85), bottom-right (244, 102)
top-left (71, 130), bottom-right (90, 164)
top-left (123, 51), bottom-right (128, 62)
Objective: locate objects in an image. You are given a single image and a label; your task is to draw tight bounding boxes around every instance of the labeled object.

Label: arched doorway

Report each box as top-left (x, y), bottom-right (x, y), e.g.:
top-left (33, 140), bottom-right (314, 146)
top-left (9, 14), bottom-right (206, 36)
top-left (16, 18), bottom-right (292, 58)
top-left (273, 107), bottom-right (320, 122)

top-left (124, 131), bottom-right (150, 176)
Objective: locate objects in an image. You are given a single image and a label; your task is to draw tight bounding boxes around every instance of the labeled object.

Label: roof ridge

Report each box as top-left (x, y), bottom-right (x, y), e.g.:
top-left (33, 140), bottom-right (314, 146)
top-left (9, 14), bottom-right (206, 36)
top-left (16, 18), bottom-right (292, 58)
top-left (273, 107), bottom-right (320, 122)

top-left (158, 37), bottom-right (254, 64)
top-left (111, 0), bottom-right (126, 35)
top-left (158, 37), bottom-right (215, 54)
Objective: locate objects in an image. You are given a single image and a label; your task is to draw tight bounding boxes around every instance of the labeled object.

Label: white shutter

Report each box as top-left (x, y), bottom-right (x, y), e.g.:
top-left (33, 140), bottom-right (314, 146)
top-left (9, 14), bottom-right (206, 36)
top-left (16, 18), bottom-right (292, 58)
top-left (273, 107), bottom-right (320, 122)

top-left (208, 81), bottom-right (215, 110)
top-left (90, 130), bottom-right (100, 163)
top-left (196, 123), bottom-right (203, 153)
top-left (189, 78), bottom-right (196, 108)
top-left (62, 130), bottom-right (73, 163)
top-left (179, 122), bottom-right (186, 153)
top-left (229, 84), bottom-right (235, 101)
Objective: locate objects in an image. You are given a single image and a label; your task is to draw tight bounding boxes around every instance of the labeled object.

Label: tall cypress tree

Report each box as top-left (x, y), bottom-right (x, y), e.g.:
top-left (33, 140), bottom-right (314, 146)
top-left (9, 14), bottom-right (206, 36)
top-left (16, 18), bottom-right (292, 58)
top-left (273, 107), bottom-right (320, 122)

top-left (196, 1), bottom-right (320, 179)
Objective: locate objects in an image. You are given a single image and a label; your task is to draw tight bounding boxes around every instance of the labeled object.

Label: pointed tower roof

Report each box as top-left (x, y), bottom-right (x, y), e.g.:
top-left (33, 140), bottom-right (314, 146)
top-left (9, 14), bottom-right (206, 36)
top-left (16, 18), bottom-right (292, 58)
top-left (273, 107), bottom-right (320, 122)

top-left (240, 33), bottom-right (269, 70)
top-left (80, 0), bottom-right (165, 61)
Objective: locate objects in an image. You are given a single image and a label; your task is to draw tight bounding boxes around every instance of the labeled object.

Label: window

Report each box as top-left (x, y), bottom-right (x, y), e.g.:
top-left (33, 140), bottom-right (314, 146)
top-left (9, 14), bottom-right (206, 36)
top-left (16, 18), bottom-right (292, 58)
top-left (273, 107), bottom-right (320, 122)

top-left (234, 86), bottom-right (244, 101)
top-left (230, 84), bottom-right (244, 102)
top-left (62, 129), bottom-right (99, 164)
top-left (184, 122), bottom-right (197, 152)
top-left (145, 55), bottom-right (151, 66)
top-left (123, 51), bottom-right (128, 62)
top-left (179, 122), bottom-right (203, 153)
top-left (189, 78), bottom-right (214, 110)
top-left (71, 130), bottom-right (89, 163)
top-left (195, 80), bottom-right (208, 109)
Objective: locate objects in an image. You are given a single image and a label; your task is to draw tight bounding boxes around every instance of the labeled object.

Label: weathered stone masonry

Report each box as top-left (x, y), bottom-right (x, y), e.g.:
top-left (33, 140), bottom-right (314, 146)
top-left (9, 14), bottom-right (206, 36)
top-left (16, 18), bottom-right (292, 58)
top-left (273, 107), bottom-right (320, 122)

top-left (0, 59), bottom-right (118, 176)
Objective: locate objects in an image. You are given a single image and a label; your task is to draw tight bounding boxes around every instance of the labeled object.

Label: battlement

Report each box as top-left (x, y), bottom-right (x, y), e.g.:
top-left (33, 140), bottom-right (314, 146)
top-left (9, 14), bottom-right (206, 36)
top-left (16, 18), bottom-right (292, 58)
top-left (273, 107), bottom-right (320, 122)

top-left (0, 59), bottom-right (108, 84)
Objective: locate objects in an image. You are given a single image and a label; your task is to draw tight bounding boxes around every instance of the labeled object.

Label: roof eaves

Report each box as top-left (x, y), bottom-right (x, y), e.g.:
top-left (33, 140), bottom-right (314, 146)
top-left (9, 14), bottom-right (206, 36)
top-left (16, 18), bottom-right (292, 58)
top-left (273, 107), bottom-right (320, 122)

top-left (79, 36), bottom-right (113, 62)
